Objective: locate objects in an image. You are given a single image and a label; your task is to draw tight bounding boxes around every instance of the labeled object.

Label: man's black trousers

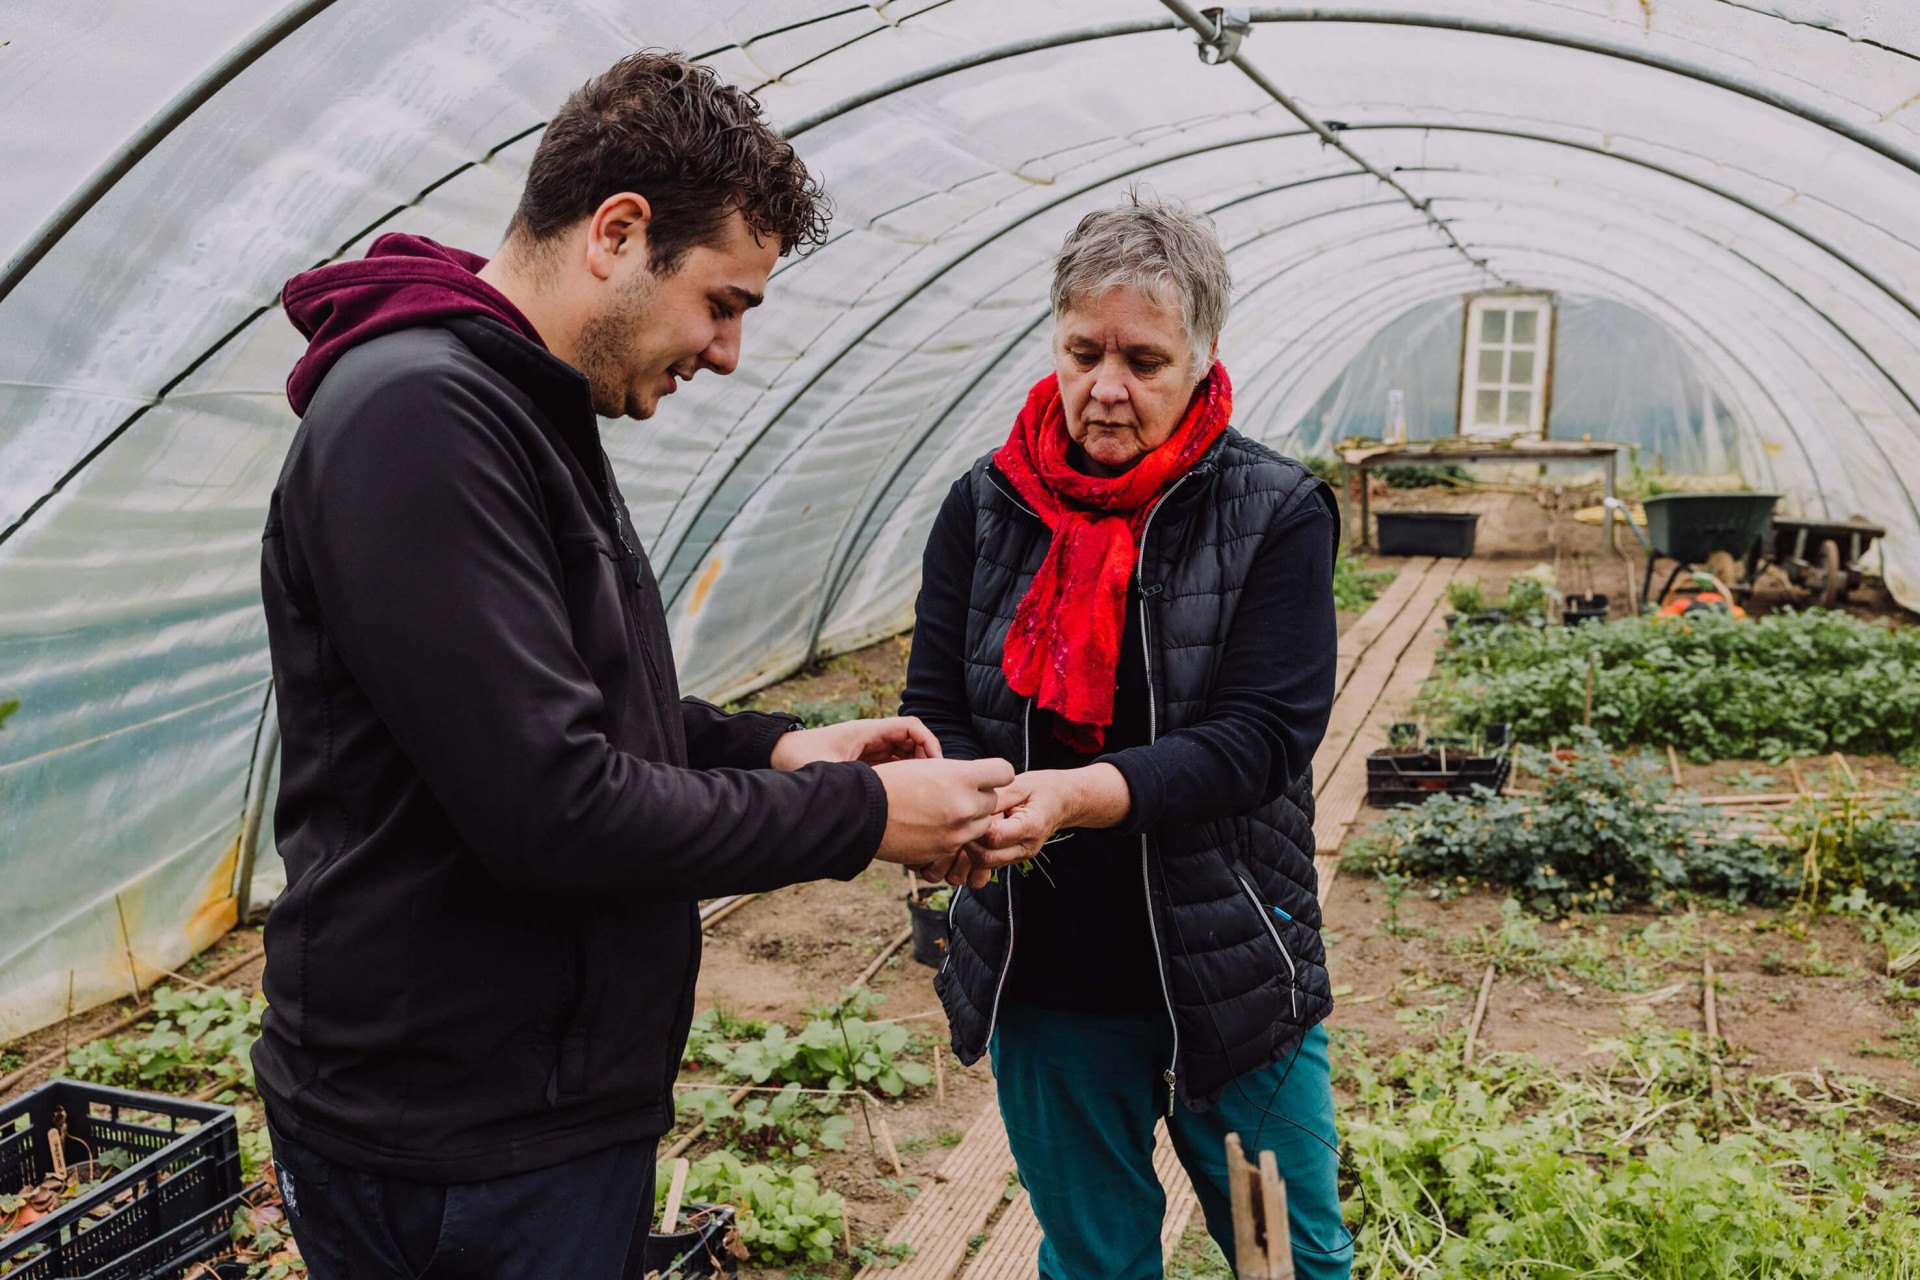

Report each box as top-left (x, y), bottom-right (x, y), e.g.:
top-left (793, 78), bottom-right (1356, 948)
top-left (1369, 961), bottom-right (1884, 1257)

top-left (269, 1119), bottom-right (657, 1278)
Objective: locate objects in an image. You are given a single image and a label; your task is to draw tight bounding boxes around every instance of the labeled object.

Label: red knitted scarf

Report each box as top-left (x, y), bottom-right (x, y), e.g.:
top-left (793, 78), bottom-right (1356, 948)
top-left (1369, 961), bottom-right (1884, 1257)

top-left (994, 364), bottom-right (1232, 752)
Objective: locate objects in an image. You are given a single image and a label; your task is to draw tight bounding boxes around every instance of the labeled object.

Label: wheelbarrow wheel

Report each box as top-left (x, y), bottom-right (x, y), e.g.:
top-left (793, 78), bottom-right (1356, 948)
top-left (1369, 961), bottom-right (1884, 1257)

top-left (1816, 538), bottom-right (1844, 607)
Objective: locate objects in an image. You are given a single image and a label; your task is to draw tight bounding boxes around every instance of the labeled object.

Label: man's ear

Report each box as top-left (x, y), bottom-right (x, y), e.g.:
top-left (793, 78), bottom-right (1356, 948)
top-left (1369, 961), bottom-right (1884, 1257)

top-left (585, 192), bottom-right (653, 282)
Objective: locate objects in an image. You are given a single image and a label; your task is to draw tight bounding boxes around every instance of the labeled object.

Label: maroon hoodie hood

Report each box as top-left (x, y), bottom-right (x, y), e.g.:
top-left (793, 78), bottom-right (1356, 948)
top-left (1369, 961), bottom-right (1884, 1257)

top-left (281, 234), bottom-right (546, 416)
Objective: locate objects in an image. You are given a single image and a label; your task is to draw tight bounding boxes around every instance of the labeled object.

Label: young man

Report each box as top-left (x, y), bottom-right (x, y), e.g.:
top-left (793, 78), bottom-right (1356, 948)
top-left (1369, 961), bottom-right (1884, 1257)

top-left (254, 52), bottom-right (1017, 1279)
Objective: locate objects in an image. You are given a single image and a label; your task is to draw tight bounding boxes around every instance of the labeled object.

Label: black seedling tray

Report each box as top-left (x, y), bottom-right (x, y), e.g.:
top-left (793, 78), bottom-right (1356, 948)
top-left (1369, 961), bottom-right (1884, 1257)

top-left (1, 1081), bottom-right (242, 1280)
top-left (1366, 748), bottom-right (1512, 807)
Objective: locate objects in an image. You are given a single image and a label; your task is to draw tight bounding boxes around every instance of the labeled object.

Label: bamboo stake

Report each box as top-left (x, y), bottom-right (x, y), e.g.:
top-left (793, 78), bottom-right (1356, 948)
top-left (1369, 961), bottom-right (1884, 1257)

top-left (112, 894), bottom-right (143, 1008)
top-left (875, 1116), bottom-right (904, 1177)
top-left (849, 927), bottom-right (913, 991)
top-left (1463, 964), bottom-right (1496, 1066)
top-left (1667, 744), bottom-right (1684, 787)
top-left (934, 1047), bottom-right (947, 1105)
top-left (1703, 957), bottom-right (1726, 1135)
top-left (661, 1157), bottom-right (690, 1233)
top-left (1583, 652), bottom-right (1596, 727)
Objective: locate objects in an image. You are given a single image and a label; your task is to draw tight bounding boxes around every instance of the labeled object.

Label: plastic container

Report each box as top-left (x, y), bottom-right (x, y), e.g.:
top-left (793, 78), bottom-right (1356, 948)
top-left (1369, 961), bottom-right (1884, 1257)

top-left (1561, 594), bottom-right (1609, 625)
top-left (1375, 511), bottom-right (1479, 558)
top-left (1366, 749), bottom-right (1512, 807)
top-left (642, 1202), bottom-right (740, 1278)
top-left (1640, 493), bottom-right (1778, 562)
top-left (907, 891), bottom-right (951, 968)
top-left (1, 1081), bottom-right (243, 1280)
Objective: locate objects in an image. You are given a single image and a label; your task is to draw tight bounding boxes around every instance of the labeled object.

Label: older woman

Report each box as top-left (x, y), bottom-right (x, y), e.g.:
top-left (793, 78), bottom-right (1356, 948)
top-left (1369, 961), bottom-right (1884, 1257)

top-left (902, 198), bottom-right (1349, 1278)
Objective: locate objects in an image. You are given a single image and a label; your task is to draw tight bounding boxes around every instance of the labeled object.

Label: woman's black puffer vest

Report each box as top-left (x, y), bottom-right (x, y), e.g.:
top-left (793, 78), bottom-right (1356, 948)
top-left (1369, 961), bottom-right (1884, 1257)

top-left (933, 429), bottom-right (1333, 1112)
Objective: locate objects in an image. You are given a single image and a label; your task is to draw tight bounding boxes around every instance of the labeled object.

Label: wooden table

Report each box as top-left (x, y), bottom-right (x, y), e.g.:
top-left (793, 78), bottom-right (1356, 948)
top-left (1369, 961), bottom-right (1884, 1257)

top-left (1339, 439), bottom-right (1626, 551)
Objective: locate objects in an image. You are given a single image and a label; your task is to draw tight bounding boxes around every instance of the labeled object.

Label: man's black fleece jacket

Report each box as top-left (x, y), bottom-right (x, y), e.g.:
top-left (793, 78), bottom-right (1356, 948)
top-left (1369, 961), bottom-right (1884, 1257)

top-left (252, 316), bottom-right (885, 1182)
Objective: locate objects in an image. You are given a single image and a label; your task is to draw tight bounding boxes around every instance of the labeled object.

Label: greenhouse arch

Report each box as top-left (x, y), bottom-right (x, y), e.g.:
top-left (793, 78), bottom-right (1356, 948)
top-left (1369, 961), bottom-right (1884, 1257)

top-left (4, 0), bottom-right (1920, 1039)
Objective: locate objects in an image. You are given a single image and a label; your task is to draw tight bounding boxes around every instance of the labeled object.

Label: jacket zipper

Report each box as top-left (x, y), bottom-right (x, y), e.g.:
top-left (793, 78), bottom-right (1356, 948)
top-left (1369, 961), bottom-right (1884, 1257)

top-left (1237, 874), bottom-right (1300, 1020)
top-left (1138, 473), bottom-right (1194, 1115)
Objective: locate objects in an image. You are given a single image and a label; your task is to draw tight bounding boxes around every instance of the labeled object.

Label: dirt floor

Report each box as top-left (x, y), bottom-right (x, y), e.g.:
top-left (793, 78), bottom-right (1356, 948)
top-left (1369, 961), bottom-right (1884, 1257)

top-left (7, 473), bottom-right (1915, 1277)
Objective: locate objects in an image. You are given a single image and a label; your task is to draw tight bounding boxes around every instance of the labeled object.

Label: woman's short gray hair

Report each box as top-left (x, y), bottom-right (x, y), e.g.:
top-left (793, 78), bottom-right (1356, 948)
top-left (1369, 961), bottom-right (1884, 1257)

top-left (1049, 196), bottom-right (1231, 375)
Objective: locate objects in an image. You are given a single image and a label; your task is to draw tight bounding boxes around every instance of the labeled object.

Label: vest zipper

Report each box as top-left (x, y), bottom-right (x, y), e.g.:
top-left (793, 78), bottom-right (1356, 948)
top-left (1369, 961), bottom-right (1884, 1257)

top-left (977, 698), bottom-right (1031, 1051)
top-left (973, 471), bottom-right (1036, 1051)
top-left (1138, 473), bottom-right (1193, 1116)
top-left (1238, 874), bottom-right (1301, 1020)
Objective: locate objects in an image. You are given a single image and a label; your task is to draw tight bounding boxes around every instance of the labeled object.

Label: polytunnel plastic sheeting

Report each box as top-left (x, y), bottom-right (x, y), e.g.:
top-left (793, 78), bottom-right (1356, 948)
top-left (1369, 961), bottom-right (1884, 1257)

top-left (5, 1), bottom-right (1920, 1039)
top-left (1293, 296), bottom-right (1744, 478)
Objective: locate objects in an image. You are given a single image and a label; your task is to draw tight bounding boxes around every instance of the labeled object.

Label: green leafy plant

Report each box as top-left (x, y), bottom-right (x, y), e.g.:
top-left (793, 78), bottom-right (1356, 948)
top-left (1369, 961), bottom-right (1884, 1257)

top-left (661, 1152), bottom-right (846, 1266)
top-left (1333, 547), bottom-right (1397, 613)
top-left (57, 984), bottom-right (263, 1095)
top-left (1339, 1027), bottom-right (1920, 1276)
top-left (919, 887), bottom-right (953, 913)
top-left (721, 1015), bottom-right (932, 1096)
top-left (1351, 730), bottom-right (1793, 915)
top-left (1445, 577), bottom-right (1487, 616)
top-left (1762, 777), bottom-right (1920, 909)
top-left (682, 1006), bottom-right (768, 1069)
top-left (1422, 609), bottom-right (1920, 762)
top-left (1375, 462), bottom-right (1472, 488)
top-left (676, 1083), bottom-right (853, 1158)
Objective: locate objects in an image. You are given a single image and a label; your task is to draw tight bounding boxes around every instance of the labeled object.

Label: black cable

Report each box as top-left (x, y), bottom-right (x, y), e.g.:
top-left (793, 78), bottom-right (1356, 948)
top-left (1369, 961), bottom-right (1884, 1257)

top-left (1161, 898), bottom-right (1368, 1262)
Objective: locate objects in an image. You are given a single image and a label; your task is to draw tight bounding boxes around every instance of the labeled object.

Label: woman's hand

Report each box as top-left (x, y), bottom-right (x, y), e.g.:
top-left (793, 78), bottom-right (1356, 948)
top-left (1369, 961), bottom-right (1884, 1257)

top-left (919, 763), bottom-right (1133, 888)
top-left (770, 716), bottom-right (941, 770)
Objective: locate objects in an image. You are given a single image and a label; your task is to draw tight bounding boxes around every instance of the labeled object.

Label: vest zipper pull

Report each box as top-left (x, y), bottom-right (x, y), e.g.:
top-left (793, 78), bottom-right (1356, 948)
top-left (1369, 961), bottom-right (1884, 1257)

top-left (1163, 1067), bottom-right (1177, 1115)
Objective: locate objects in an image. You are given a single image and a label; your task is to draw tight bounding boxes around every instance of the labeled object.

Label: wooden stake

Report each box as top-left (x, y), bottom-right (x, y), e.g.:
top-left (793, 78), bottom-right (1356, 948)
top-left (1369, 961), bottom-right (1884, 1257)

top-left (875, 1116), bottom-right (904, 1177)
top-left (1788, 757), bottom-right (1807, 795)
top-left (1583, 651), bottom-right (1596, 727)
top-left (1225, 1132), bottom-right (1295, 1280)
top-left (1703, 957), bottom-right (1726, 1134)
top-left (1830, 752), bottom-right (1856, 788)
top-left (934, 1048), bottom-right (947, 1105)
top-left (842, 1213), bottom-right (854, 1257)
top-left (1667, 744), bottom-right (1684, 787)
top-left (1257, 1149), bottom-right (1295, 1280)
top-left (661, 1157), bottom-right (690, 1233)
top-left (62, 971), bottom-right (74, 1061)
top-left (1463, 964), bottom-right (1496, 1066)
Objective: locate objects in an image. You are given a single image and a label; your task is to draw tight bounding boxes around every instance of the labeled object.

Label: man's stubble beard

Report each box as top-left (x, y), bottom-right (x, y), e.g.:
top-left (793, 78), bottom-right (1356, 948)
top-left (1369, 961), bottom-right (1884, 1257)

top-left (576, 267), bottom-right (659, 419)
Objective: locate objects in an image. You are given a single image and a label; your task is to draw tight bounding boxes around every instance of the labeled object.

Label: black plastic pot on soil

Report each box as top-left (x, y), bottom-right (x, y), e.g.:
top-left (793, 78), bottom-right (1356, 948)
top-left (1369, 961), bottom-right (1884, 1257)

top-left (1562, 594), bottom-right (1609, 625)
top-left (1375, 510), bottom-right (1479, 558)
top-left (643, 1203), bottom-right (740, 1278)
top-left (907, 889), bottom-right (952, 967)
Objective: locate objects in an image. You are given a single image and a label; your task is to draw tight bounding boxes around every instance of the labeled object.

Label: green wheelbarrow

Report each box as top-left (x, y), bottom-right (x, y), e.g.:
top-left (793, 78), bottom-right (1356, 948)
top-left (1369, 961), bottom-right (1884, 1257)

top-left (1632, 493), bottom-right (1781, 610)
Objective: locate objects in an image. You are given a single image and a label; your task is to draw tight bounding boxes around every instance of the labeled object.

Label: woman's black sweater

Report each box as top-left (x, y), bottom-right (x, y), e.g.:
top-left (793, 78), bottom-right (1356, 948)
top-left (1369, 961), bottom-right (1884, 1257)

top-left (905, 467), bottom-right (1337, 1015)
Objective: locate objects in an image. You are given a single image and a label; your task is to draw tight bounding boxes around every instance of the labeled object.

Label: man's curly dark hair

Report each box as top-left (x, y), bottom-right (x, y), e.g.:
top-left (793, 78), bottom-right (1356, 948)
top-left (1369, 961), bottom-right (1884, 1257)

top-left (512, 51), bottom-right (829, 270)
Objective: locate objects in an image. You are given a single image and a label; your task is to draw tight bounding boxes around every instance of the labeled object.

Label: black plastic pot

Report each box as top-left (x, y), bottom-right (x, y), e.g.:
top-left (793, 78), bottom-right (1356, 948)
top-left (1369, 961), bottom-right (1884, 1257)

top-left (1375, 511), bottom-right (1479, 558)
top-left (1562, 594), bottom-right (1609, 625)
top-left (643, 1203), bottom-right (739, 1278)
top-left (907, 892), bottom-right (952, 967)
top-left (1366, 748), bottom-right (1512, 807)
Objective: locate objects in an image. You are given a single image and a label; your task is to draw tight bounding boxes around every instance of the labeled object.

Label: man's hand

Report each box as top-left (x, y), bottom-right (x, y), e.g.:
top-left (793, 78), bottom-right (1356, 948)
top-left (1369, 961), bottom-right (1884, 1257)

top-left (917, 763), bottom-right (1134, 889)
top-left (771, 716), bottom-right (942, 770)
top-left (872, 757), bottom-right (1016, 866)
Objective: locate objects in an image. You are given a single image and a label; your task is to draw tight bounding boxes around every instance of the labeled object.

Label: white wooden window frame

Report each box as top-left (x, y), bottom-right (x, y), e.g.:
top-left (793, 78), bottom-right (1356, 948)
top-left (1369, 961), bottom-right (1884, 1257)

top-left (1459, 293), bottom-right (1555, 437)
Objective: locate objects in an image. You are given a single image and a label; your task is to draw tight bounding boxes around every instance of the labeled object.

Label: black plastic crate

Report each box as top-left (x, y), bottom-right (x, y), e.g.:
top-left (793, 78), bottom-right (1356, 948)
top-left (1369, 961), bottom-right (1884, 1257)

top-left (1375, 511), bottom-right (1479, 558)
top-left (1, 1081), bottom-right (243, 1280)
top-left (1366, 749), bottom-right (1512, 807)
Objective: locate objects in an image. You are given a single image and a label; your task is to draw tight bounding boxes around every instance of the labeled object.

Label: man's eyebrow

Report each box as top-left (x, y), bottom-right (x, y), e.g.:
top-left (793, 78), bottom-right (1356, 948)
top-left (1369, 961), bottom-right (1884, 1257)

top-left (717, 285), bottom-right (763, 310)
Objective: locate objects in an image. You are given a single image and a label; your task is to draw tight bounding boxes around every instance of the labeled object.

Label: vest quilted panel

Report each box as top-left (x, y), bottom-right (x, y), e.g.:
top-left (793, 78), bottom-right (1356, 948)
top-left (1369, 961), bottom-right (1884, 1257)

top-left (932, 430), bottom-right (1334, 1111)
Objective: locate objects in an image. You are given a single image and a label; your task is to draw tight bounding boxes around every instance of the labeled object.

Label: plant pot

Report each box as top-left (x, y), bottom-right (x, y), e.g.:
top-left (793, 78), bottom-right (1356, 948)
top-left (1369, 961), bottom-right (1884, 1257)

top-left (907, 892), bottom-right (952, 968)
top-left (1562, 594), bottom-right (1609, 626)
top-left (643, 1202), bottom-right (740, 1278)
top-left (1375, 511), bottom-right (1479, 558)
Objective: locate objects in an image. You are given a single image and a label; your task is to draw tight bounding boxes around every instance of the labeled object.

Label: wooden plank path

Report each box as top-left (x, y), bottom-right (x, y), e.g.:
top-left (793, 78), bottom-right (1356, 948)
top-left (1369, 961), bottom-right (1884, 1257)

top-left (1312, 557), bottom-right (1462, 902)
top-left (960, 1123), bottom-right (1199, 1280)
top-left (852, 558), bottom-right (1464, 1277)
